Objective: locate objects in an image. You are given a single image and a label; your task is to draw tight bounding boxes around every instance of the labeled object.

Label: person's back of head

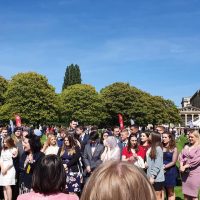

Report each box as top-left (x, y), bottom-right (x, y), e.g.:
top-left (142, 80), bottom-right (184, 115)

top-left (81, 161), bottom-right (156, 200)
top-left (32, 154), bottom-right (66, 195)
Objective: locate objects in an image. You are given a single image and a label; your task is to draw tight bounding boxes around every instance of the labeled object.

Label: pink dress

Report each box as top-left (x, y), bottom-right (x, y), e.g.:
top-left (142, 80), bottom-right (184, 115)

top-left (17, 192), bottom-right (79, 200)
top-left (179, 145), bottom-right (200, 197)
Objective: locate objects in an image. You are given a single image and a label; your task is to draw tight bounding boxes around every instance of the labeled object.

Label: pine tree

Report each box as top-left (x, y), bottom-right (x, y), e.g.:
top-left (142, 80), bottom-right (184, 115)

top-left (62, 64), bottom-right (82, 91)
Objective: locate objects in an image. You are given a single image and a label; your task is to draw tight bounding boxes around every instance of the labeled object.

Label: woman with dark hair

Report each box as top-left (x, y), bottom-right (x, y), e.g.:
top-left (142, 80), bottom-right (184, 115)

top-left (19, 134), bottom-right (44, 194)
top-left (17, 155), bottom-right (79, 200)
top-left (122, 134), bottom-right (145, 168)
top-left (139, 131), bottom-right (150, 161)
top-left (146, 132), bottom-right (165, 200)
top-left (58, 135), bottom-right (82, 195)
top-left (0, 136), bottom-right (18, 200)
top-left (162, 132), bottom-right (178, 200)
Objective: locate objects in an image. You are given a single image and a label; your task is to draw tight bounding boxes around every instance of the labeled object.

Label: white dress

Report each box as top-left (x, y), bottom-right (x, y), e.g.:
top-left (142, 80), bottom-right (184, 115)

top-left (44, 146), bottom-right (59, 155)
top-left (0, 148), bottom-right (16, 186)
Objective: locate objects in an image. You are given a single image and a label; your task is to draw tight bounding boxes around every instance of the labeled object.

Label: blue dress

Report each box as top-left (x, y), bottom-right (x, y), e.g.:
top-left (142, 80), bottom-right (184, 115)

top-left (163, 151), bottom-right (178, 187)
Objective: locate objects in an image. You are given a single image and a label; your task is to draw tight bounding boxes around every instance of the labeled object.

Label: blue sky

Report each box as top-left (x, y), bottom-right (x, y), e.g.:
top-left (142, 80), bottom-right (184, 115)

top-left (0, 0), bottom-right (200, 107)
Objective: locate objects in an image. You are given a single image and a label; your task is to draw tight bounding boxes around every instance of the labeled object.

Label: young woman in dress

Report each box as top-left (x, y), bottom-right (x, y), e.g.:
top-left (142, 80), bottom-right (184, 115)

top-left (139, 131), bottom-right (150, 160)
top-left (146, 131), bottom-right (165, 200)
top-left (162, 132), bottom-right (178, 200)
top-left (19, 134), bottom-right (44, 194)
top-left (0, 136), bottom-right (18, 200)
top-left (58, 135), bottom-right (82, 195)
top-left (122, 134), bottom-right (145, 168)
top-left (41, 134), bottom-right (59, 155)
top-left (179, 130), bottom-right (200, 200)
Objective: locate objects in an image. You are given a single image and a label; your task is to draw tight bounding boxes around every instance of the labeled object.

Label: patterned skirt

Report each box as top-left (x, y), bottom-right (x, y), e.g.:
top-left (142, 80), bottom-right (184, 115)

top-left (19, 182), bottom-right (31, 195)
top-left (66, 170), bottom-right (81, 193)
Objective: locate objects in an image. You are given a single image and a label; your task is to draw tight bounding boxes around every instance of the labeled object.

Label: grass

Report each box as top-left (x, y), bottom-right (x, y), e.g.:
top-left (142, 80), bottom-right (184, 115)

top-left (174, 135), bottom-right (185, 200)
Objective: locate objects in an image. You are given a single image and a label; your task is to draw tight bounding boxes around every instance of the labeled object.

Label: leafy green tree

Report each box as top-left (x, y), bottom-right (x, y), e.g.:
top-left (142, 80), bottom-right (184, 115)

top-left (62, 64), bottom-right (82, 91)
top-left (163, 99), bottom-right (181, 125)
top-left (60, 84), bottom-right (106, 125)
top-left (100, 82), bottom-right (181, 127)
top-left (145, 96), bottom-right (181, 126)
top-left (0, 72), bottom-right (59, 125)
top-left (0, 76), bottom-right (8, 106)
top-left (100, 82), bottom-right (144, 126)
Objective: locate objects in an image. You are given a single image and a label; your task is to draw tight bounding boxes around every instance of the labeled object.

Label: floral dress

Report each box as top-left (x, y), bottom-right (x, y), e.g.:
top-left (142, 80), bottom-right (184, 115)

top-left (61, 149), bottom-right (81, 193)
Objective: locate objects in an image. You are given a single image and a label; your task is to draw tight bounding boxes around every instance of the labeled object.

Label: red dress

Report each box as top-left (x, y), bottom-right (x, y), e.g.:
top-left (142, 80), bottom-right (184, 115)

top-left (139, 144), bottom-right (150, 160)
top-left (122, 146), bottom-right (145, 160)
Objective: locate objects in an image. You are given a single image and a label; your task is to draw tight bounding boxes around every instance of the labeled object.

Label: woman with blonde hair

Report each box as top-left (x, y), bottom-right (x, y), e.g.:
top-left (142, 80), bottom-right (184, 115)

top-left (41, 134), bottom-right (59, 155)
top-left (101, 136), bottom-right (120, 162)
top-left (80, 161), bottom-right (156, 200)
top-left (179, 130), bottom-right (200, 200)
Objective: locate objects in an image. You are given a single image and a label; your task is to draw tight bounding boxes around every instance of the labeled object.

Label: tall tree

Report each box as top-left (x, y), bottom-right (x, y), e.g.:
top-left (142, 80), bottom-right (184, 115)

top-left (62, 64), bottom-right (82, 91)
top-left (100, 82), bottom-right (142, 126)
top-left (60, 84), bottom-right (107, 125)
top-left (0, 72), bottom-right (59, 125)
top-left (0, 76), bottom-right (8, 106)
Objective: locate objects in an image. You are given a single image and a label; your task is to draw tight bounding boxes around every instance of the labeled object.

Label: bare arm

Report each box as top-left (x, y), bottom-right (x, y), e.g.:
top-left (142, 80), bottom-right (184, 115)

top-left (164, 148), bottom-right (178, 169)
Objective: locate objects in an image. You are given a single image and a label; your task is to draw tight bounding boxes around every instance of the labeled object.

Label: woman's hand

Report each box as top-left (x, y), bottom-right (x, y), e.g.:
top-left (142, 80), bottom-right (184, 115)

top-left (149, 177), bottom-right (155, 184)
top-left (180, 164), bottom-right (189, 172)
top-left (28, 154), bottom-right (34, 163)
top-left (63, 164), bottom-right (68, 171)
top-left (1, 167), bottom-right (7, 176)
top-left (86, 166), bottom-right (91, 173)
top-left (145, 162), bottom-right (148, 169)
top-left (180, 165), bottom-right (186, 172)
top-left (128, 156), bottom-right (135, 162)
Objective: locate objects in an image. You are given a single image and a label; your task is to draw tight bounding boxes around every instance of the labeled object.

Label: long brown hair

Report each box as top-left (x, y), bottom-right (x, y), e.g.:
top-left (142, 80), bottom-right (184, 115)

top-left (162, 132), bottom-right (176, 151)
top-left (81, 161), bottom-right (156, 200)
top-left (3, 136), bottom-right (16, 149)
top-left (127, 134), bottom-right (139, 153)
top-left (60, 135), bottom-right (76, 156)
top-left (149, 132), bottom-right (162, 160)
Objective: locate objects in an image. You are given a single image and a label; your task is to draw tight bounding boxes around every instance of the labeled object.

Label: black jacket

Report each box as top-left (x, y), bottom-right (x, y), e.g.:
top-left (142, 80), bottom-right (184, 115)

top-left (19, 151), bottom-right (44, 189)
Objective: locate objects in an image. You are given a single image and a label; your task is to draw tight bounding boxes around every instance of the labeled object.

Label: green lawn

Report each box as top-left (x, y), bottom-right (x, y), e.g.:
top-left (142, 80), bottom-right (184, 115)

top-left (174, 135), bottom-right (185, 199)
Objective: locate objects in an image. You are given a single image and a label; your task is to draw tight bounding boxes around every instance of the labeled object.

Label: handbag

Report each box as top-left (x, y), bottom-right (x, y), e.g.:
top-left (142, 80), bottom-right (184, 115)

top-left (181, 148), bottom-right (190, 176)
top-left (134, 156), bottom-right (145, 168)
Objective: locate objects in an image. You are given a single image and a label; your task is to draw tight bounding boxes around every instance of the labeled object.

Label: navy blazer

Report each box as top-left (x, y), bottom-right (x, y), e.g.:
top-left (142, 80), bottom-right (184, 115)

top-left (79, 134), bottom-right (90, 153)
top-left (19, 151), bottom-right (44, 189)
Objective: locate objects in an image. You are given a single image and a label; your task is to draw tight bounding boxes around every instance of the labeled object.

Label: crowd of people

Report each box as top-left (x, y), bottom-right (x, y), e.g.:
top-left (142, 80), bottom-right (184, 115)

top-left (0, 121), bottom-right (199, 200)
